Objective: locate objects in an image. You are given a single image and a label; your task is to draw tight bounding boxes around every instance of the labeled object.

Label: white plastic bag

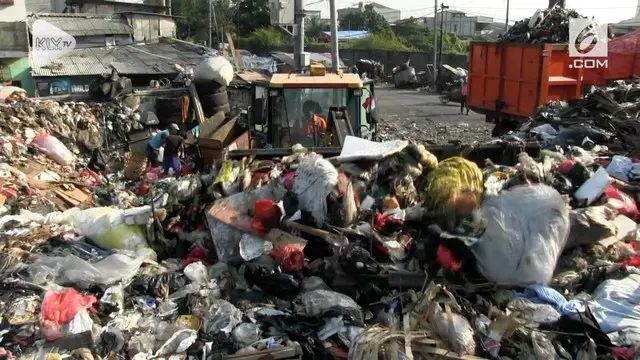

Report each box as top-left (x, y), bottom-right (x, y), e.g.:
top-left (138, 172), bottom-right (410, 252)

top-left (193, 57), bottom-right (234, 86)
top-left (203, 300), bottom-right (243, 334)
top-left (470, 185), bottom-right (570, 286)
top-left (589, 274), bottom-right (640, 347)
top-left (28, 253), bottom-right (145, 287)
top-left (71, 207), bottom-right (156, 260)
top-left (32, 134), bottom-right (75, 166)
top-left (606, 155), bottom-right (633, 183)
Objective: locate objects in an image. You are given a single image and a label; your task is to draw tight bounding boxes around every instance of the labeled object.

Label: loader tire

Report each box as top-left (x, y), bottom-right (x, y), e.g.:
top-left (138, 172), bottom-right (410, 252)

top-left (199, 91), bottom-right (229, 108)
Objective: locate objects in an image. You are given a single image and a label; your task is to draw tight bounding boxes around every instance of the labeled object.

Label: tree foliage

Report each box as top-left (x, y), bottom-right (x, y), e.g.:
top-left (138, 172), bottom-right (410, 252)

top-left (393, 18), bottom-right (434, 51)
top-left (305, 16), bottom-right (329, 43)
top-left (234, 0), bottom-right (271, 37)
top-left (338, 4), bottom-right (390, 33)
top-left (246, 27), bottom-right (283, 54)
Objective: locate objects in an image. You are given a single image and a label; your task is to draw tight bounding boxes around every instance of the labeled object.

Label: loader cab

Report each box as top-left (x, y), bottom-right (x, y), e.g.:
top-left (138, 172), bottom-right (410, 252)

top-left (250, 64), bottom-right (376, 149)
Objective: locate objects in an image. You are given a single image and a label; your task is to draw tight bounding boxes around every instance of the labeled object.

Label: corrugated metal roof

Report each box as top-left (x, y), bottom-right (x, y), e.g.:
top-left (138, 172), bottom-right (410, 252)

top-left (32, 42), bottom-right (211, 77)
top-left (28, 13), bottom-right (132, 36)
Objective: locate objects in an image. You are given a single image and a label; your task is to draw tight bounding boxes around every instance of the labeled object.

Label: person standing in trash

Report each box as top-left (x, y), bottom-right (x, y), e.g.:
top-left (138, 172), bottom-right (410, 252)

top-left (163, 130), bottom-right (185, 176)
top-left (460, 78), bottom-right (469, 116)
top-left (147, 123), bottom-right (179, 167)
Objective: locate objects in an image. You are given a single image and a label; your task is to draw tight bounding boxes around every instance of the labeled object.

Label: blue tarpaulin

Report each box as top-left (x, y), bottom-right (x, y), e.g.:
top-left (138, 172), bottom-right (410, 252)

top-left (320, 30), bottom-right (370, 41)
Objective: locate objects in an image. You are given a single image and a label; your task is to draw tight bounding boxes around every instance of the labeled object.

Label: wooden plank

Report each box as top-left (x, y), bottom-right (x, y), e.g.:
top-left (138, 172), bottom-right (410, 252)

top-left (188, 83), bottom-right (206, 125)
top-left (226, 33), bottom-right (241, 72)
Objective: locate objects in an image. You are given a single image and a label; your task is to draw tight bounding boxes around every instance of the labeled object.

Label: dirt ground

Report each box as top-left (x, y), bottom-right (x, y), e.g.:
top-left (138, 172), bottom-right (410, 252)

top-left (374, 86), bottom-right (494, 145)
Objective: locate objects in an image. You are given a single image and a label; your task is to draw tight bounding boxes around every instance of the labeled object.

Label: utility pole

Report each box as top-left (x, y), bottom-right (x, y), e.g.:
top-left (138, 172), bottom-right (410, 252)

top-left (438, 3), bottom-right (449, 69)
top-left (212, 1), bottom-right (219, 45)
top-left (330, 0), bottom-right (339, 72)
top-left (505, 0), bottom-right (509, 32)
top-left (293, 0), bottom-right (305, 71)
top-left (433, 0), bottom-right (438, 83)
top-left (208, 0), bottom-right (212, 48)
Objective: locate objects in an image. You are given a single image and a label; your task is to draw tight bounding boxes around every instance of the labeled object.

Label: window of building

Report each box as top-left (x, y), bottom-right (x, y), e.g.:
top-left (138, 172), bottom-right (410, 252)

top-left (454, 24), bottom-right (458, 32)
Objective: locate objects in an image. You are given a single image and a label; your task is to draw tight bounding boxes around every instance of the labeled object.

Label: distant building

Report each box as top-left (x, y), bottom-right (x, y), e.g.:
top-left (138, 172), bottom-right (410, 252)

top-left (423, 9), bottom-right (496, 39)
top-left (0, 0), bottom-right (33, 93)
top-left (304, 9), bottom-right (321, 19)
top-left (64, 0), bottom-right (168, 15)
top-left (612, 16), bottom-right (640, 36)
top-left (338, 1), bottom-right (401, 25)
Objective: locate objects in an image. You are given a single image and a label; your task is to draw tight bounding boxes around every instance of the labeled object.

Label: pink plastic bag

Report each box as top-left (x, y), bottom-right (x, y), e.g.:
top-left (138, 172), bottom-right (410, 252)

top-left (32, 134), bottom-right (75, 166)
top-left (40, 288), bottom-right (96, 340)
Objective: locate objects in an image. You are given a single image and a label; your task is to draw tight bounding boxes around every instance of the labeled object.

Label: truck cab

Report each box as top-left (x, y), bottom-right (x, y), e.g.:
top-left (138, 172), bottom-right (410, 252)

top-left (249, 64), bottom-right (376, 149)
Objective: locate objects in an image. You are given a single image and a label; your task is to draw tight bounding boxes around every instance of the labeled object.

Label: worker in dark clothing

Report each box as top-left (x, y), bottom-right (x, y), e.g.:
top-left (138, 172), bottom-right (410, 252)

top-left (147, 123), bottom-right (179, 167)
top-left (163, 132), bottom-right (185, 176)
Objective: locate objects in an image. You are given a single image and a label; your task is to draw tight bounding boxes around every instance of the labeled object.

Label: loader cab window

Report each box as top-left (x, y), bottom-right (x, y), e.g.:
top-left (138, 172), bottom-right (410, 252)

top-left (271, 87), bottom-right (359, 148)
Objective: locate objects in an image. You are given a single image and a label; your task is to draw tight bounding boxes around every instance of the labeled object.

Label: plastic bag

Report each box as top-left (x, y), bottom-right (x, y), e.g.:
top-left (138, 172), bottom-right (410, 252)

top-left (71, 207), bottom-right (156, 260)
top-left (155, 329), bottom-right (197, 357)
top-left (127, 334), bottom-right (156, 358)
top-left (294, 154), bottom-right (338, 227)
top-left (169, 174), bottom-right (202, 202)
top-left (184, 262), bottom-right (209, 285)
top-left (193, 57), bottom-right (234, 86)
top-left (506, 298), bottom-right (561, 324)
top-left (295, 290), bottom-right (363, 324)
top-left (233, 323), bottom-right (262, 346)
top-left (470, 185), bottom-right (570, 286)
top-left (589, 274), bottom-right (640, 346)
top-left (431, 304), bottom-right (476, 356)
top-left (203, 300), bottom-right (243, 334)
top-left (32, 134), bottom-right (75, 166)
top-left (606, 155), bottom-right (633, 183)
top-left (29, 253), bottom-right (144, 287)
top-left (40, 288), bottom-right (97, 340)
top-left (601, 185), bottom-right (639, 220)
top-left (302, 276), bottom-right (331, 292)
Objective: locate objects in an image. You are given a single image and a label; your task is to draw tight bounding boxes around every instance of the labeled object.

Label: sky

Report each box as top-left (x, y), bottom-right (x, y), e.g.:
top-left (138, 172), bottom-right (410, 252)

top-left (305, 0), bottom-right (640, 25)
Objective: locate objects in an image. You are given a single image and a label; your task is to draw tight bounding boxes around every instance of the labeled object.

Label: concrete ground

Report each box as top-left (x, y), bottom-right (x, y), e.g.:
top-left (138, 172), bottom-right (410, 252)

top-left (373, 86), bottom-right (494, 145)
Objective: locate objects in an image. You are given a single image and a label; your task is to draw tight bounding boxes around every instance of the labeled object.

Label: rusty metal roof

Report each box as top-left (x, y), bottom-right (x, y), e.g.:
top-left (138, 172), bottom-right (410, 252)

top-left (27, 13), bottom-right (132, 36)
top-left (32, 41), bottom-right (212, 77)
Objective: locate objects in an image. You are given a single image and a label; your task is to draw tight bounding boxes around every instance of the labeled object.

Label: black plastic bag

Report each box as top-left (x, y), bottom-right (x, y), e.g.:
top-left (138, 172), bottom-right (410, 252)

top-left (127, 273), bottom-right (188, 299)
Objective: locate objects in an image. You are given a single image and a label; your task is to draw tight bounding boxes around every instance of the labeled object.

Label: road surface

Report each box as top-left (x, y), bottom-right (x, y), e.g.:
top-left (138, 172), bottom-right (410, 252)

top-left (374, 87), bottom-right (494, 145)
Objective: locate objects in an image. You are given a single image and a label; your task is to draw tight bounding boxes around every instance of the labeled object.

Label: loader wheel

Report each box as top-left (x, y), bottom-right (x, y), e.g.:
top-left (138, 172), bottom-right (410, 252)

top-left (200, 91), bottom-right (229, 108)
top-left (195, 81), bottom-right (226, 95)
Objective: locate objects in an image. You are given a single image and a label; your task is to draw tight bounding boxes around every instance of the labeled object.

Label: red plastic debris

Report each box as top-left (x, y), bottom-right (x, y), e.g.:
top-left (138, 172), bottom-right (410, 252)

top-left (41, 288), bottom-right (97, 325)
top-left (601, 185), bottom-right (639, 220)
top-left (271, 244), bottom-right (305, 273)
top-left (437, 244), bottom-right (462, 271)
top-left (182, 247), bottom-right (211, 266)
top-left (250, 199), bottom-right (282, 235)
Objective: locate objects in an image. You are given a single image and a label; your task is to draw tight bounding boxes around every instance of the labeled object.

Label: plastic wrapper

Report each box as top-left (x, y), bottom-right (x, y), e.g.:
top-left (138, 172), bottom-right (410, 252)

top-left (127, 273), bottom-right (188, 299)
top-left (302, 276), bottom-right (331, 292)
top-left (101, 284), bottom-right (125, 314)
top-left (531, 331), bottom-right (556, 360)
top-left (32, 134), bottom-right (75, 166)
top-left (431, 304), bottom-right (476, 356)
top-left (203, 300), bottom-right (243, 334)
top-left (470, 185), bottom-right (570, 286)
top-left (155, 329), bottom-right (197, 357)
top-left (70, 207), bottom-right (156, 260)
top-left (183, 261), bottom-right (209, 285)
top-left (294, 290), bottom-right (363, 324)
top-left (233, 323), bottom-right (262, 346)
top-left (28, 253), bottom-right (144, 287)
top-left (294, 154), bottom-right (339, 227)
top-left (606, 155), bottom-right (633, 183)
top-left (507, 298), bottom-right (561, 324)
top-left (127, 334), bottom-right (156, 358)
top-left (206, 182), bottom-right (286, 264)
top-left (169, 174), bottom-right (202, 202)
top-left (193, 57), bottom-right (234, 86)
top-left (6, 296), bottom-right (40, 324)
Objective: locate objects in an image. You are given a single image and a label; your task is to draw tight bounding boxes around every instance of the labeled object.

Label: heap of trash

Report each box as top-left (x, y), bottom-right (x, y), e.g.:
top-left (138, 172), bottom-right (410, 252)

top-left (0, 78), bottom-right (640, 360)
top-left (518, 79), bottom-right (640, 152)
top-left (500, 6), bottom-right (596, 44)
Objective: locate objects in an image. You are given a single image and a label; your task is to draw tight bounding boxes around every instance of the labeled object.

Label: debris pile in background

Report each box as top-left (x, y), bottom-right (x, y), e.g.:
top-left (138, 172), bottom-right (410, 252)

top-left (520, 80), bottom-right (640, 151)
top-left (500, 6), bottom-right (592, 43)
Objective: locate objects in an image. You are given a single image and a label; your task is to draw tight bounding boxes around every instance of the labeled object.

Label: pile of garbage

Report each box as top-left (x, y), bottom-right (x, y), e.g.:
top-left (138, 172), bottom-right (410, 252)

top-left (519, 80), bottom-right (640, 151)
top-left (1, 112), bottom-right (640, 360)
top-left (500, 6), bottom-right (592, 43)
